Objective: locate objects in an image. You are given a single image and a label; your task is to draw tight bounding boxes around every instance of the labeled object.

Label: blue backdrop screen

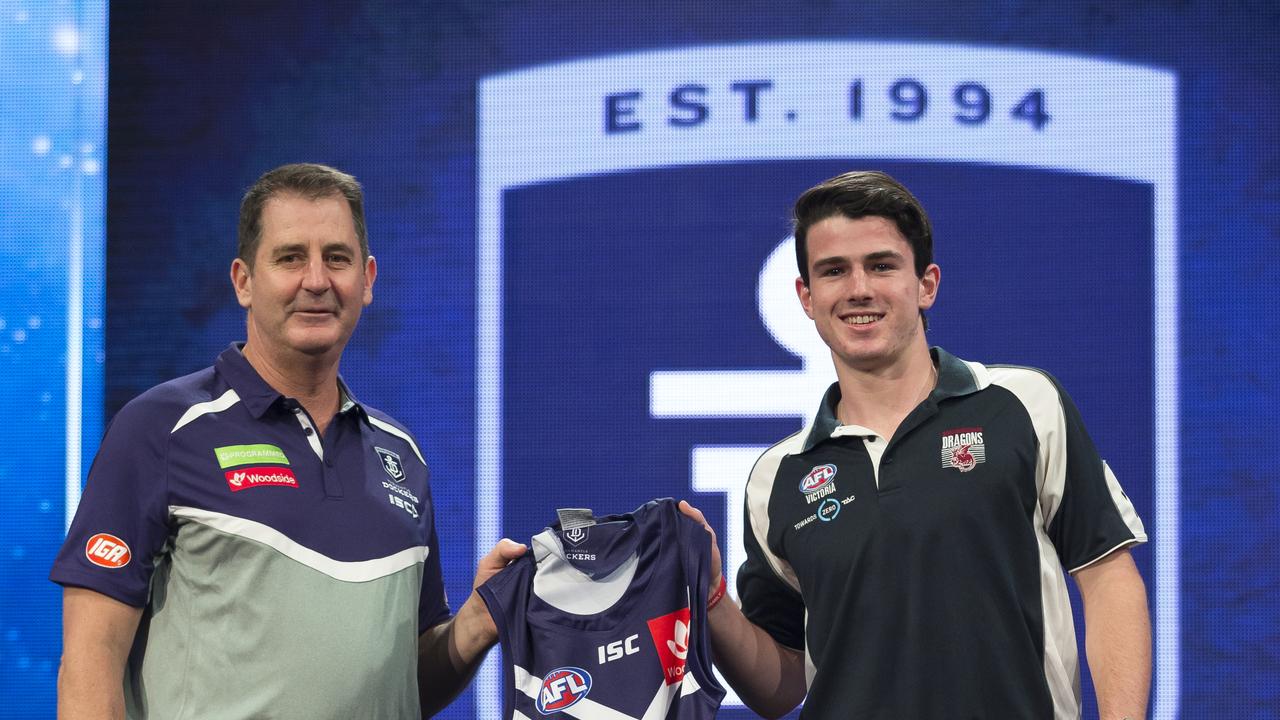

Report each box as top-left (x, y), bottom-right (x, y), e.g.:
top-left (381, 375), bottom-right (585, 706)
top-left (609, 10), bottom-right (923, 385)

top-left (4, 2), bottom-right (1277, 718)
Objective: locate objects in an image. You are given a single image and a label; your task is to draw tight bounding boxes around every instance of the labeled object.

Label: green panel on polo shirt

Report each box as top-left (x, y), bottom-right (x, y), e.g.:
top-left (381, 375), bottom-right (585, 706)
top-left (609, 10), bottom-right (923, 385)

top-left (213, 443), bottom-right (290, 469)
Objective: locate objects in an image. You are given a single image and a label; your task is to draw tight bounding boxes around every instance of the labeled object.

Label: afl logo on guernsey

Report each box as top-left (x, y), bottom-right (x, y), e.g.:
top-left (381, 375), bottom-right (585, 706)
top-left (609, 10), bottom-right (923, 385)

top-left (85, 533), bottom-right (131, 569)
top-left (537, 667), bottom-right (592, 714)
top-left (800, 464), bottom-right (837, 493)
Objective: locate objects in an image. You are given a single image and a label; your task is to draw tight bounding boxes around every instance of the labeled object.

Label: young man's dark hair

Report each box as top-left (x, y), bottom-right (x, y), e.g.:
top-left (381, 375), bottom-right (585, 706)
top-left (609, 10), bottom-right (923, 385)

top-left (237, 163), bottom-right (369, 267)
top-left (792, 170), bottom-right (933, 284)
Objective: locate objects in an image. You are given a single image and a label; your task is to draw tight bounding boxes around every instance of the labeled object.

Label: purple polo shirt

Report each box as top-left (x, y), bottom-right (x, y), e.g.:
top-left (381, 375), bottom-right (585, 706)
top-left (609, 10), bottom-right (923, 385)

top-left (51, 344), bottom-right (448, 718)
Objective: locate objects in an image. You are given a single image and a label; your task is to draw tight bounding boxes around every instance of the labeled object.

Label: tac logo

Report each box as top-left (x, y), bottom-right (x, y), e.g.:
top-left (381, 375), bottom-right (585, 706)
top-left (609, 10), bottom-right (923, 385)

top-left (646, 607), bottom-right (692, 686)
top-left (536, 667), bottom-right (591, 714)
top-left (375, 447), bottom-right (405, 482)
top-left (799, 464), bottom-right (837, 493)
top-left (941, 427), bottom-right (986, 473)
top-left (85, 533), bottom-right (131, 569)
top-left (224, 467), bottom-right (298, 492)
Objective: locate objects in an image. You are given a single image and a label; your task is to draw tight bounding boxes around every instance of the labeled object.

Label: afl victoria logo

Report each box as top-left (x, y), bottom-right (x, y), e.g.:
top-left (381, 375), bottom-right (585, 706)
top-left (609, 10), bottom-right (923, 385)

top-left (799, 464), bottom-right (837, 493)
top-left (85, 533), bottom-right (131, 569)
top-left (536, 667), bottom-right (591, 714)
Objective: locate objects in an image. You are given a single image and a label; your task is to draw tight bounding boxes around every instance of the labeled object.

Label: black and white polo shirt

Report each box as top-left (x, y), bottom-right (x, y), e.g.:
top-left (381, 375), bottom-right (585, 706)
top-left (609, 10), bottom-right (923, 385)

top-left (738, 347), bottom-right (1146, 719)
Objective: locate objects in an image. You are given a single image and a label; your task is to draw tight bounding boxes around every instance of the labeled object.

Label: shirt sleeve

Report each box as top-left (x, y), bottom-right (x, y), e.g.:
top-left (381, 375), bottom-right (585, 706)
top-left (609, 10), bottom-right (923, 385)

top-left (417, 480), bottom-right (452, 634)
top-left (737, 502), bottom-right (806, 652)
top-left (49, 396), bottom-right (173, 607)
top-left (1040, 376), bottom-right (1148, 572)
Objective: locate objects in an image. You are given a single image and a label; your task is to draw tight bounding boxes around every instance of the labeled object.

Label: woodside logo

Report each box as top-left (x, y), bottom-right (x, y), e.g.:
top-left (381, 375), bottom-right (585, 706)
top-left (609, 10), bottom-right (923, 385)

top-left (85, 533), bottom-right (131, 569)
top-left (224, 466), bottom-right (299, 492)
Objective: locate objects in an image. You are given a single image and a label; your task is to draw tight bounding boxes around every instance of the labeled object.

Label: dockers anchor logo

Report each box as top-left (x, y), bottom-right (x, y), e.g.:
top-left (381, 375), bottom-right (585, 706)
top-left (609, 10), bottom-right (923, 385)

top-left (562, 526), bottom-right (589, 546)
top-left (375, 447), bottom-right (405, 482)
top-left (941, 427), bottom-right (985, 472)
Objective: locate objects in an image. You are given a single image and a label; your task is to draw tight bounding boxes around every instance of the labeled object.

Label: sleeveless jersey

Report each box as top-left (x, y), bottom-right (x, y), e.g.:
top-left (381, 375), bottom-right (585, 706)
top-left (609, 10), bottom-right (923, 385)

top-left (478, 498), bottom-right (725, 719)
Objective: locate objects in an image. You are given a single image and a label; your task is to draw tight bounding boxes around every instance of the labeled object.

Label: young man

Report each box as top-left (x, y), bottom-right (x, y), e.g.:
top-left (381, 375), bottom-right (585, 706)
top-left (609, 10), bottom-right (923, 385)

top-left (681, 171), bottom-right (1150, 719)
top-left (52, 163), bottom-right (523, 719)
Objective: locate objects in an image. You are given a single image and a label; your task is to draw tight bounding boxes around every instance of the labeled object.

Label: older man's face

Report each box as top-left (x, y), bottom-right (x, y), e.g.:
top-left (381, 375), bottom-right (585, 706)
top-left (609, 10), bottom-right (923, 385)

top-left (232, 192), bottom-right (375, 363)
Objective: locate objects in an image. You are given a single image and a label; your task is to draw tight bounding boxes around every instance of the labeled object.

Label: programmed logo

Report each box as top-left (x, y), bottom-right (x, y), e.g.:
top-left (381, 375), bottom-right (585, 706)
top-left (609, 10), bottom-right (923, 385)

top-left (477, 41), bottom-right (1179, 717)
top-left (536, 667), bottom-right (592, 714)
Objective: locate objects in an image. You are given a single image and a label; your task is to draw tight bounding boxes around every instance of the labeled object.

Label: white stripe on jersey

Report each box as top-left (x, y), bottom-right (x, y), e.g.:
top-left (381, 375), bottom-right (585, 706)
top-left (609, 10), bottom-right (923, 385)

top-left (169, 505), bottom-right (427, 582)
top-left (170, 388), bottom-right (240, 433)
top-left (745, 430), bottom-right (806, 594)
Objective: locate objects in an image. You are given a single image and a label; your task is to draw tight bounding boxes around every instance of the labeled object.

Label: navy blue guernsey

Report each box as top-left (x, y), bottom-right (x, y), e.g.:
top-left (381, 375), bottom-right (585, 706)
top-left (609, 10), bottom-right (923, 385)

top-left (479, 499), bottom-right (725, 719)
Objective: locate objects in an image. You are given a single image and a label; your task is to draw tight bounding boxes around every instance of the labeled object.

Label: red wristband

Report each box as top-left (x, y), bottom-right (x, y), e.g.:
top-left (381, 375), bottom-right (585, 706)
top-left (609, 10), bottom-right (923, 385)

top-left (707, 574), bottom-right (728, 611)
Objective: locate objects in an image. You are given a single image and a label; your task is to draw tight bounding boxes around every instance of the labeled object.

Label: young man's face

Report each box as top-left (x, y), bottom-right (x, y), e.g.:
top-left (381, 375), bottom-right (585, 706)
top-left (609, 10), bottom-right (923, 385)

top-left (796, 215), bottom-right (939, 375)
top-left (231, 193), bottom-right (376, 362)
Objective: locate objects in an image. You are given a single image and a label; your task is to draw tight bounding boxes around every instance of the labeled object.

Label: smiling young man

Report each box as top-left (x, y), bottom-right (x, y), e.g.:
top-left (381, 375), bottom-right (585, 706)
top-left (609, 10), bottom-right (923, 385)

top-left (681, 171), bottom-right (1151, 719)
top-left (52, 164), bottom-right (523, 719)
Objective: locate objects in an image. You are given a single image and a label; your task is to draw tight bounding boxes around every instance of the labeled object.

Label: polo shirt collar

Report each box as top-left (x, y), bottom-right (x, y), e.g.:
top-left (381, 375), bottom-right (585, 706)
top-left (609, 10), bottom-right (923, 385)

top-left (800, 346), bottom-right (983, 452)
top-left (214, 343), bottom-right (370, 425)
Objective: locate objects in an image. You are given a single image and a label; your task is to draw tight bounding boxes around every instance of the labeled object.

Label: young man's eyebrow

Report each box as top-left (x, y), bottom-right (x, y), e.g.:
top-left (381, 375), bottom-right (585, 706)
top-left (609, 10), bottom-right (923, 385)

top-left (863, 249), bottom-right (905, 262)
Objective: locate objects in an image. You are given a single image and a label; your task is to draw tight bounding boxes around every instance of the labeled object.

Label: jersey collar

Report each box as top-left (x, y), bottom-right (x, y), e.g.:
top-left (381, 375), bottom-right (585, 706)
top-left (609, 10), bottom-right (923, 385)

top-left (214, 343), bottom-right (370, 426)
top-left (800, 346), bottom-right (988, 452)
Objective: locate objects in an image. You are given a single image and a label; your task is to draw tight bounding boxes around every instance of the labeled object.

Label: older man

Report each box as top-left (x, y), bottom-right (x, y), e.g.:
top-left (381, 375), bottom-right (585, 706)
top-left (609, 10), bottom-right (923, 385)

top-left (52, 163), bottom-right (522, 719)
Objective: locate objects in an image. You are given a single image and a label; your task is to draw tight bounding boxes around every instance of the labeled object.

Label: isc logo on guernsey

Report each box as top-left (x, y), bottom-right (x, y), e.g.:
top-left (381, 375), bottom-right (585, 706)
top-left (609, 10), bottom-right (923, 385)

top-left (85, 533), bottom-right (131, 569)
top-left (537, 667), bottom-right (591, 715)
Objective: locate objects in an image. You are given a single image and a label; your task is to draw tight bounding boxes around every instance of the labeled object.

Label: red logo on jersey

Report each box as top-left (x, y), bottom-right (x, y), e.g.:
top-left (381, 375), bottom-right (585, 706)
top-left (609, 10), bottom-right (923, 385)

top-left (536, 667), bottom-right (591, 714)
top-left (646, 607), bottom-right (691, 686)
top-left (225, 467), bottom-right (299, 491)
top-left (85, 533), bottom-right (131, 568)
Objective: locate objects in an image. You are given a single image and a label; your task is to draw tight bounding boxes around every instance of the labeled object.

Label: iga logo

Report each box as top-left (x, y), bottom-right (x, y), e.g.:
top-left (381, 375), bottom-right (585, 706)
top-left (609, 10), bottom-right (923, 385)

top-left (536, 667), bottom-right (591, 714)
top-left (85, 533), bottom-right (131, 569)
top-left (646, 607), bottom-right (692, 686)
top-left (799, 464), bottom-right (837, 493)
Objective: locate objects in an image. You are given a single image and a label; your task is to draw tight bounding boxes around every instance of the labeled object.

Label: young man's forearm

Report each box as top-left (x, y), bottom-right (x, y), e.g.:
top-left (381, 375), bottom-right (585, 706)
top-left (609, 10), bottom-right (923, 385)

top-left (707, 595), bottom-right (807, 719)
top-left (1075, 550), bottom-right (1151, 720)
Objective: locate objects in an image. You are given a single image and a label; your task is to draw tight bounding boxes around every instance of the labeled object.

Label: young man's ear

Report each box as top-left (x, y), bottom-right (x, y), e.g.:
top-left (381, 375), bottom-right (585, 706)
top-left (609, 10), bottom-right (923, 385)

top-left (917, 263), bottom-right (940, 311)
top-left (795, 276), bottom-right (815, 319)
